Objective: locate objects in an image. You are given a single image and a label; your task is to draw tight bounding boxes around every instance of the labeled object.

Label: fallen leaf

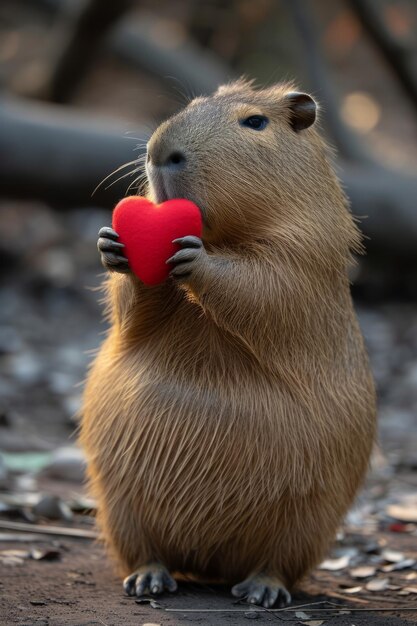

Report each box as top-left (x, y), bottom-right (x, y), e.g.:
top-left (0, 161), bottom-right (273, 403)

top-left (382, 558), bottom-right (415, 572)
top-left (366, 578), bottom-right (390, 591)
top-left (319, 554), bottom-right (350, 570)
top-left (295, 611), bottom-right (311, 619)
top-left (405, 572), bottom-right (417, 580)
top-left (67, 496), bottom-right (96, 513)
top-left (30, 600), bottom-right (47, 606)
top-left (0, 549), bottom-right (29, 566)
top-left (403, 586), bottom-right (417, 594)
top-left (341, 586), bottom-right (362, 594)
top-left (30, 548), bottom-right (61, 561)
top-left (381, 549), bottom-right (404, 563)
top-left (135, 597), bottom-right (162, 609)
top-left (33, 495), bottom-right (73, 523)
top-left (150, 600), bottom-right (162, 609)
top-left (350, 565), bottom-right (376, 578)
top-left (398, 589), bottom-right (411, 596)
top-left (386, 504), bottom-right (417, 523)
top-left (388, 522), bottom-right (416, 533)
top-left (135, 597), bottom-right (153, 604)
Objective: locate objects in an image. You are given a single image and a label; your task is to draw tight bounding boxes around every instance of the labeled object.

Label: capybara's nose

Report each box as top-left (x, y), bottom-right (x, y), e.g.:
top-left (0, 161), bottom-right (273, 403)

top-left (147, 146), bottom-right (186, 170)
top-left (164, 150), bottom-right (186, 169)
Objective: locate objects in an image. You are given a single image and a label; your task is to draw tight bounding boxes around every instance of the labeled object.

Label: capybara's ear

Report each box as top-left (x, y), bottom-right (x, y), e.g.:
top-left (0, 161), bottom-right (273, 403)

top-left (284, 92), bottom-right (317, 132)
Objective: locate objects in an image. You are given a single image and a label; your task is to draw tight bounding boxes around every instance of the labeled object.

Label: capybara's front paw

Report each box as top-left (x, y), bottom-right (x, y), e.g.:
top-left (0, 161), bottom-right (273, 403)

top-left (97, 226), bottom-right (130, 273)
top-left (123, 562), bottom-right (177, 597)
top-left (166, 235), bottom-right (206, 280)
top-left (231, 573), bottom-right (291, 608)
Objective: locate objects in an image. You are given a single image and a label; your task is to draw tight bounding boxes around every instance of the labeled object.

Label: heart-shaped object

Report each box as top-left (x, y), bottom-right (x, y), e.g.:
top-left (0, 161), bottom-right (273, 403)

top-left (112, 196), bottom-right (202, 285)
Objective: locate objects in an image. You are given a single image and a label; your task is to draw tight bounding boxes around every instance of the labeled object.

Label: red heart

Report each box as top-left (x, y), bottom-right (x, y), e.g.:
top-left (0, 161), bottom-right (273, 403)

top-left (112, 196), bottom-right (202, 286)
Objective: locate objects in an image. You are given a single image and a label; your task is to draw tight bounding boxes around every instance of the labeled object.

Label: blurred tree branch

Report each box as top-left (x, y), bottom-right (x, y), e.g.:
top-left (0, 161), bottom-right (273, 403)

top-left (347, 0), bottom-right (417, 115)
top-left (19, 0), bottom-right (231, 100)
top-left (111, 13), bottom-right (231, 98)
top-left (45, 0), bottom-right (134, 103)
top-left (0, 97), bottom-right (145, 207)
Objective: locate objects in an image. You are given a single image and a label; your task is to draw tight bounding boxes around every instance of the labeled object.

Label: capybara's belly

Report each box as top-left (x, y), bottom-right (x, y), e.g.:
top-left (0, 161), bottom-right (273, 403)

top-left (123, 378), bottom-right (283, 577)
top-left (82, 335), bottom-right (375, 581)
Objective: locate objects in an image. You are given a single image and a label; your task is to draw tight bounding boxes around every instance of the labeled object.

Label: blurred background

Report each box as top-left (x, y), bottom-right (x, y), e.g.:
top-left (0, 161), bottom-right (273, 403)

top-left (0, 0), bottom-right (417, 604)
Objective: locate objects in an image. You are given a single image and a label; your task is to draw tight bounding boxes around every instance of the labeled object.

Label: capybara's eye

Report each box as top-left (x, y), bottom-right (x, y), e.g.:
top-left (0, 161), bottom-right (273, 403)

top-left (240, 115), bottom-right (269, 131)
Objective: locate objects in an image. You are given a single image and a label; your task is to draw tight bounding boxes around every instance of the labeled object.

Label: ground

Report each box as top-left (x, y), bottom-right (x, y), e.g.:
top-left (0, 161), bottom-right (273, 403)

top-left (1, 520), bottom-right (417, 625)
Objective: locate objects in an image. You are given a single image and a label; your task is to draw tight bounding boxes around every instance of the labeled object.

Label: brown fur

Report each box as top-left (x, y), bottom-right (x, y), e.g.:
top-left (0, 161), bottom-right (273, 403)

top-left (80, 80), bottom-right (376, 590)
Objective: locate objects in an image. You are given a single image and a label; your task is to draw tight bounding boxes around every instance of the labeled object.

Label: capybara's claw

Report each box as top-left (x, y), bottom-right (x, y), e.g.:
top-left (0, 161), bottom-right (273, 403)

top-left (167, 235), bottom-right (205, 280)
top-left (123, 563), bottom-right (177, 597)
top-left (98, 226), bottom-right (119, 241)
top-left (97, 237), bottom-right (124, 253)
top-left (231, 573), bottom-right (291, 608)
top-left (100, 251), bottom-right (130, 273)
top-left (97, 226), bottom-right (130, 273)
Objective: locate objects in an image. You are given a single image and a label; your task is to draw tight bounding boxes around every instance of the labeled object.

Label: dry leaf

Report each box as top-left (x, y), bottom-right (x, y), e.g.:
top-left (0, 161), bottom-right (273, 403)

top-left (382, 558), bottom-right (415, 572)
top-left (0, 549), bottom-right (29, 566)
top-left (388, 522), bottom-right (416, 533)
top-left (342, 586), bottom-right (362, 594)
top-left (30, 548), bottom-right (61, 561)
top-left (295, 611), bottom-right (311, 619)
top-left (304, 621), bottom-right (324, 626)
top-left (381, 549), bottom-right (404, 563)
top-left (405, 572), bottom-right (417, 580)
top-left (30, 600), bottom-right (47, 606)
top-left (365, 578), bottom-right (390, 591)
top-left (319, 554), bottom-right (350, 570)
top-left (403, 587), bottom-right (417, 594)
top-left (150, 600), bottom-right (162, 609)
top-left (350, 565), bottom-right (376, 578)
top-left (386, 504), bottom-right (417, 523)
top-left (398, 589), bottom-right (411, 596)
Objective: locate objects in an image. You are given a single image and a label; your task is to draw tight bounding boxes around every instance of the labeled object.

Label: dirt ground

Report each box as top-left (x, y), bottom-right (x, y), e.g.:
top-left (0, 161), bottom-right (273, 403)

top-left (2, 472), bottom-right (417, 626)
top-left (1, 532), bottom-right (417, 626)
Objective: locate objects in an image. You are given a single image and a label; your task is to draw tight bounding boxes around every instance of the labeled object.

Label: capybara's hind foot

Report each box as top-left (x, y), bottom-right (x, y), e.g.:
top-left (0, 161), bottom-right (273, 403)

top-left (123, 562), bottom-right (178, 597)
top-left (231, 573), bottom-right (291, 608)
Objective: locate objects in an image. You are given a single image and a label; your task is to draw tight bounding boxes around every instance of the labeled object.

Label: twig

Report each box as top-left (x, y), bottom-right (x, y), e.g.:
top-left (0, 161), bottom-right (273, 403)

top-left (360, 594), bottom-right (403, 603)
top-left (0, 520), bottom-right (98, 539)
top-left (0, 532), bottom-right (55, 542)
top-left (318, 590), bottom-right (370, 604)
top-left (166, 606), bottom-right (417, 613)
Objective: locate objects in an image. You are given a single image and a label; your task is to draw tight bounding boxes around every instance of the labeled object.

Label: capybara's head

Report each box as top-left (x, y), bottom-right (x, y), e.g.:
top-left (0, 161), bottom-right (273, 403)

top-left (146, 80), bottom-right (358, 258)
